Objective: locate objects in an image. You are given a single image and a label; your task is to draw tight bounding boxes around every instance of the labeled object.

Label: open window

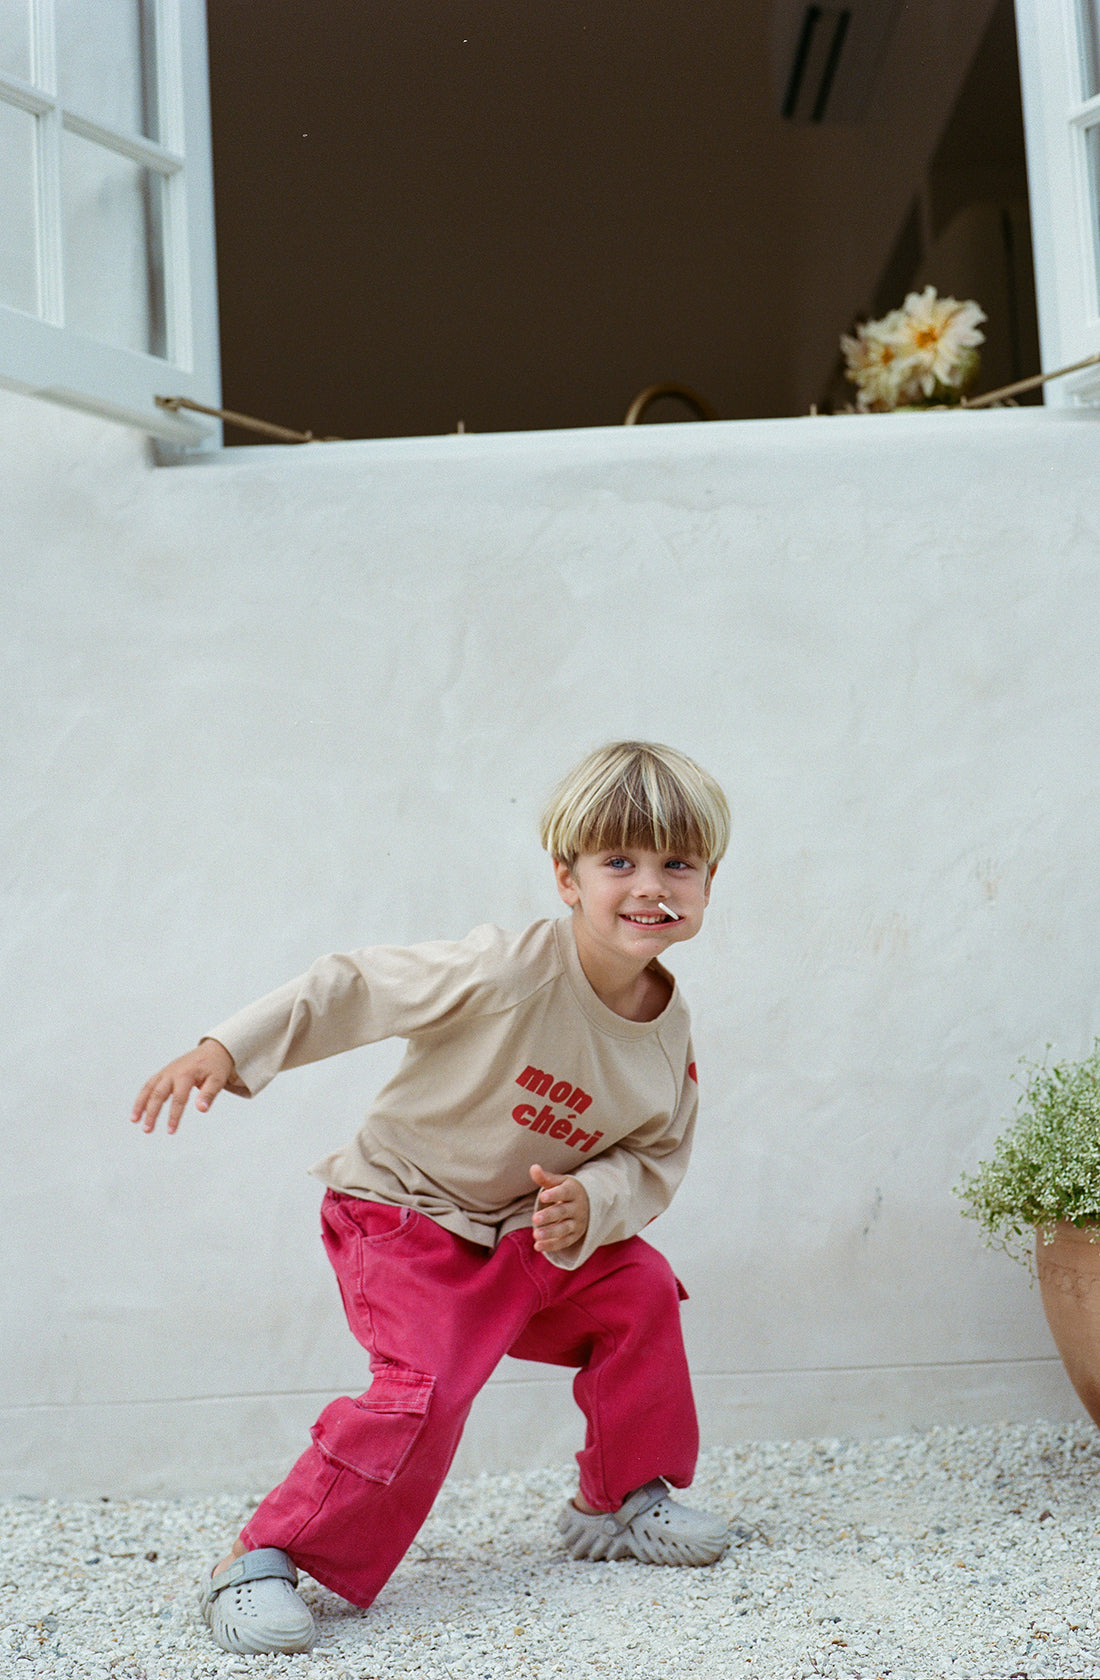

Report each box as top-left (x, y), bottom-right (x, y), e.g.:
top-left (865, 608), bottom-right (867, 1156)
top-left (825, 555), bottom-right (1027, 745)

top-left (0, 0), bottom-right (219, 444)
top-left (0, 1), bottom-right (1096, 443)
top-left (199, 1), bottom-right (1076, 441)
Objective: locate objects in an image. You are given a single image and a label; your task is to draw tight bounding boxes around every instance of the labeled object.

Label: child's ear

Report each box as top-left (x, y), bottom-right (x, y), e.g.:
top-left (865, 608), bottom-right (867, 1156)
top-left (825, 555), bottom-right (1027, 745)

top-left (552, 857), bottom-right (580, 907)
top-left (703, 863), bottom-right (718, 905)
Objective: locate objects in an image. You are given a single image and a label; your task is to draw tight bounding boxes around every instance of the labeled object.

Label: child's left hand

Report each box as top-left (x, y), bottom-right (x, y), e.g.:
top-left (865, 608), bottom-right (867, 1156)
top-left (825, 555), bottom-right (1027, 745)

top-left (530, 1163), bottom-right (589, 1255)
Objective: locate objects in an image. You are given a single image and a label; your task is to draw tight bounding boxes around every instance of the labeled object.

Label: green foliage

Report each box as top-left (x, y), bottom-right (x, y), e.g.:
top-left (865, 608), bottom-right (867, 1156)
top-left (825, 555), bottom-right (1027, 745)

top-left (954, 1044), bottom-right (1100, 1265)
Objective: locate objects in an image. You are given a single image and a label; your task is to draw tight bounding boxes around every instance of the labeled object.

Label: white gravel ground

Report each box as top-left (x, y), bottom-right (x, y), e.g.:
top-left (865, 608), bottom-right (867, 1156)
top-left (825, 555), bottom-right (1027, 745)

top-left (3, 1419), bottom-right (1100, 1680)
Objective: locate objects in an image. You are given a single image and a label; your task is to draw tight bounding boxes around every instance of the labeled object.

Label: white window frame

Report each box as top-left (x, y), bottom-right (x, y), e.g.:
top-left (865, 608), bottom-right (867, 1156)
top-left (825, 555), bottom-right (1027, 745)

top-left (0, 0), bottom-right (219, 445)
top-left (1015, 0), bottom-right (1100, 403)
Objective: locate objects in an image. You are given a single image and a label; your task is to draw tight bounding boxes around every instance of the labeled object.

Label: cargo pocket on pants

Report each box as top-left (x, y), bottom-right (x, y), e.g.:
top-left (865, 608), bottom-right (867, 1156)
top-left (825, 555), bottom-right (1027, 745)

top-left (311, 1364), bottom-right (434, 1486)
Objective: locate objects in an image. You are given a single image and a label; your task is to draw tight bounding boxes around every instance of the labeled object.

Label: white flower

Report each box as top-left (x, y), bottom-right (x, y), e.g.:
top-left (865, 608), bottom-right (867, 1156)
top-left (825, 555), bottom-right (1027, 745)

top-left (841, 286), bottom-right (986, 409)
top-left (841, 308), bottom-right (909, 412)
top-left (890, 285), bottom-right (986, 398)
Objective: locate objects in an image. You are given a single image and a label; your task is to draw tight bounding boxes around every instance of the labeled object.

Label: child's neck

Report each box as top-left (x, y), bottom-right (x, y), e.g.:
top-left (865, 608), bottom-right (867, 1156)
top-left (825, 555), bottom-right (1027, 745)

top-left (570, 926), bottom-right (672, 1022)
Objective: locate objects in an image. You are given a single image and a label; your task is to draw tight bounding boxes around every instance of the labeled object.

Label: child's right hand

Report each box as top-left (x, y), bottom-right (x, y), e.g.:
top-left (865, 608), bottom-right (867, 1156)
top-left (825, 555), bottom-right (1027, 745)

top-left (131, 1039), bottom-right (236, 1135)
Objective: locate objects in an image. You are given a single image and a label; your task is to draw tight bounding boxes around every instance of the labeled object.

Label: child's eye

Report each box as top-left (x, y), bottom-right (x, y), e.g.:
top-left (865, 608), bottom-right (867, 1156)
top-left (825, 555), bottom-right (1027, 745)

top-left (606, 857), bottom-right (632, 870)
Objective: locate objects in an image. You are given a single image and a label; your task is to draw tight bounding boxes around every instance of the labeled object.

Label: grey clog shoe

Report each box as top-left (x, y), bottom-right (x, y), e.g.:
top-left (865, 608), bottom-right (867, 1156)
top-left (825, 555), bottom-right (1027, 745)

top-left (557, 1477), bottom-right (729, 1566)
top-left (200, 1546), bottom-right (316, 1654)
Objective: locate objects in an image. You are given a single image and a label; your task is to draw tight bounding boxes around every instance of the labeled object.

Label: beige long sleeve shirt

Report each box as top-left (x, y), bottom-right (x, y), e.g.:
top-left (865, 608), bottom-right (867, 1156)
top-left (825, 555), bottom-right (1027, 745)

top-left (207, 918), bottom-right (698, 1269)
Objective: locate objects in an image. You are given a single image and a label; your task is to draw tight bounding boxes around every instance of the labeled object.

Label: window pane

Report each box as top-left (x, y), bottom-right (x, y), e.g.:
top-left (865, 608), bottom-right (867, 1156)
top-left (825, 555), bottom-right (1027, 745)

top-left (55, 0), bottom-right (159, 139)
top-left (0, 0), bottom-right (32, 81)
top-left (0, 101), bottom-right (38, 314)
top-left (1086, 124), bottom-right (1100, 312)
top-left (1078, 0), bottom-right (1100, 100)
top-left (61, 131), bottom-right (167, 356)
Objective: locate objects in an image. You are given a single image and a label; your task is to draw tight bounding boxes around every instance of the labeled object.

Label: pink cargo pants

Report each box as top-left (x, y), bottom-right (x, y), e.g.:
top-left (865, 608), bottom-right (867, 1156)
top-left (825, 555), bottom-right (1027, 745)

top-left (238, 1190), bottom-right (699, 1608)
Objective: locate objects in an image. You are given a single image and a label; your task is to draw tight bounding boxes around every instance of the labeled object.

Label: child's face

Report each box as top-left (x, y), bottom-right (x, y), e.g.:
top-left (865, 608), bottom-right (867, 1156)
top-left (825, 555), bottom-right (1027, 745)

top-left (553, 846), bottom-right (715, 962)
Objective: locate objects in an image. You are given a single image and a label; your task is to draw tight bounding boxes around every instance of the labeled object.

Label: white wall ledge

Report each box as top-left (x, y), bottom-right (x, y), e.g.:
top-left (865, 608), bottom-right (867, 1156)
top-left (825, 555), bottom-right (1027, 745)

top-left (167, 404), bottom-right (1100, 472)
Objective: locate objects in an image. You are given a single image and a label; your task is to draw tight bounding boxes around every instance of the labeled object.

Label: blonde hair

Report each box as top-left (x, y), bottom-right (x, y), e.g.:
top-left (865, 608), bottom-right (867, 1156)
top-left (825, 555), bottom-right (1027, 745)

top-left (539, 741), bottom-right (730, 868)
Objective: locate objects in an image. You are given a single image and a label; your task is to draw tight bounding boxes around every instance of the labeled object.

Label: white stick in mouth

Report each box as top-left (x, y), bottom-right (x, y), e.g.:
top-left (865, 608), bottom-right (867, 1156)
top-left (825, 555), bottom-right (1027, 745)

top-left (658, 902), bottom-right (678, 919)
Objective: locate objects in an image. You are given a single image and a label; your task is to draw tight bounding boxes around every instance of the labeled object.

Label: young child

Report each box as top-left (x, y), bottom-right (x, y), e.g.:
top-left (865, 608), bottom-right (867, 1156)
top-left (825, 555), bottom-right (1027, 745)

top-left (132, 740), bottom-right (731, 1656)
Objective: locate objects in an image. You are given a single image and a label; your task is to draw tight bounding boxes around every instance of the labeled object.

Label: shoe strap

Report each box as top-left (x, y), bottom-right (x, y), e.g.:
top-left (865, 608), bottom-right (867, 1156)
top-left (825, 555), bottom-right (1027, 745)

top-left (208, 1547), bottom-right (298, 1599)
top-left (609, 1478), bottom-right (668, 1530)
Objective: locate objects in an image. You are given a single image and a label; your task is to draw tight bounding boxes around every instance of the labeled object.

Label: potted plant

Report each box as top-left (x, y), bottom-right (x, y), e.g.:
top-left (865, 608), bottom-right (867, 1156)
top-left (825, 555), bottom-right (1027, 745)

top-left (954, 1043), bottom-right (1100, 1428)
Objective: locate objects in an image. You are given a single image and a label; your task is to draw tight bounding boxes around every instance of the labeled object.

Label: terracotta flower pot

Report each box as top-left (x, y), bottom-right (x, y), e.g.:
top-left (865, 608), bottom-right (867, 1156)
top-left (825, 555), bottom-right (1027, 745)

top-left (1035, 1220), bottom-right (1100, 1428)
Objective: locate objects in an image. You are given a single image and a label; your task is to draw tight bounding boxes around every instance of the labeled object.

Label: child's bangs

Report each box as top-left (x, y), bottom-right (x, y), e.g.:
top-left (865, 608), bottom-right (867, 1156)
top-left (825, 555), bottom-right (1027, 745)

top-left (540, 740), bottom-right (729, 865)
top-left (575, 771), bottom-right (708, 861)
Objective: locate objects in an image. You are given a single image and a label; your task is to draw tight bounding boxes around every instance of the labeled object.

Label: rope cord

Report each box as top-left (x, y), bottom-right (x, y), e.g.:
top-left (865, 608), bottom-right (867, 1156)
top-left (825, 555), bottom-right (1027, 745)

top-left (155, 395), bottom-right (341, 443)
top-left (962, 350), bottom-right (1100, 408)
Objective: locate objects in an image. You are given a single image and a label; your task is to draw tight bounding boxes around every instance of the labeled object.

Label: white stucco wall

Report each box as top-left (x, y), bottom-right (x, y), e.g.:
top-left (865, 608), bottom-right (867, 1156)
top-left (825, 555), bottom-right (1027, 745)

top-left (4, 389), bottom-right (1100, 1497)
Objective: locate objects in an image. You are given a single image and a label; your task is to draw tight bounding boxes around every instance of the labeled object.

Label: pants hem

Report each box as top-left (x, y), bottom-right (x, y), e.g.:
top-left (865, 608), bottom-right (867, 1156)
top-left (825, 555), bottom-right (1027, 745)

top-left (237, 1525), bottom-right (379, 1611)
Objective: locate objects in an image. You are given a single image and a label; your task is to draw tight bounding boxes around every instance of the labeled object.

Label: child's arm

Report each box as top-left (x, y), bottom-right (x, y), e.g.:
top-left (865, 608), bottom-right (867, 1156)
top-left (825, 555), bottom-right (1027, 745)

top-left (536, 1050), bottom-right (700, 1269)
top-left (131, 1039), bottom-right (236, 1135)
top-left (187, 929), bottom-right (519, 1100)
top-left (130, 928), bottom-right (519, 1135)
top-left (529, 1163), bottom-right (589, 1256)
